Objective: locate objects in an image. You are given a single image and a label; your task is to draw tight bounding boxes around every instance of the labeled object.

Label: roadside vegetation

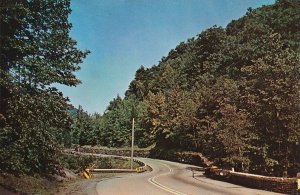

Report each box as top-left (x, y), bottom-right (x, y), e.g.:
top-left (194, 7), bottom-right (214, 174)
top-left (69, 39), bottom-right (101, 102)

top-left (0, 154), bottom-right (139, 194)
top-left (60, 153), bottom-right (140, 172)
top-left (0, 171), bottom-right (129, 195)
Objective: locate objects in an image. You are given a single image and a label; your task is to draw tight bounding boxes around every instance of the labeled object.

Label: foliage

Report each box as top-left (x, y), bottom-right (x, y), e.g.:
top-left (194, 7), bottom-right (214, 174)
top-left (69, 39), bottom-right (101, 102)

top-left (0, 0), bottom-right (89, 175)
top-left (59, 154), bottom-right (140, 172)
top-left (60, 154), bottom-right (96, 173)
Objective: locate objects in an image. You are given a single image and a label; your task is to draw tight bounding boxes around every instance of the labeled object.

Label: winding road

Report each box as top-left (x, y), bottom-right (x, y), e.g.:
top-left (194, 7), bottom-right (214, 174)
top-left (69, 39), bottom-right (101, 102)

top-left (96, 158), bottom-right (282, 195)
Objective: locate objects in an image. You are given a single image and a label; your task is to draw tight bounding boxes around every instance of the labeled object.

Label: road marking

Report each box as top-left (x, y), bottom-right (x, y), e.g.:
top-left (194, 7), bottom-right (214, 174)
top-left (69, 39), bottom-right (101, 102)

top-left (148, 163), bottom-right (187, 195)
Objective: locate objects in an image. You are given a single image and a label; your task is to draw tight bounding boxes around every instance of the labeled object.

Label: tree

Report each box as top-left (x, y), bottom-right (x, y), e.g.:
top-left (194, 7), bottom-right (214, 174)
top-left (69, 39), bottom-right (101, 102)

top-left (241, 33), bottom-right (300, 176)
top-left (0, 0), bottom-right (89, 175)
top-left (96, 95), bottom-right (149, 148)
top-left (142, 91), bottom-right (168, 145)
top-left (71, 105), bottom-right (96, 146)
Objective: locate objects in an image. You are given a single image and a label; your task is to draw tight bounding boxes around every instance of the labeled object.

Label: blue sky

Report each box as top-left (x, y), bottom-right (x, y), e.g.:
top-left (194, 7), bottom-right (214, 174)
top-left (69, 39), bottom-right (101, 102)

top-left (58, 0), bottom-right (275, 114)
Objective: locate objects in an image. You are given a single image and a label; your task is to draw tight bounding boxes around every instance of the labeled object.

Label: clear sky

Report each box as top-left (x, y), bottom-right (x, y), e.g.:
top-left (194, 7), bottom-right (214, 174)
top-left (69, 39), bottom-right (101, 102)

top-left (58, 0), bottom-right (275, 114)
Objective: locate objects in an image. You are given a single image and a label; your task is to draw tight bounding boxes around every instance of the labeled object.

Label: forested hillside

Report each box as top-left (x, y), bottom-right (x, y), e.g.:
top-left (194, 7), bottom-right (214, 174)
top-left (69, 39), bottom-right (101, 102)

top-left (74, 0), bottom-right (300, 177)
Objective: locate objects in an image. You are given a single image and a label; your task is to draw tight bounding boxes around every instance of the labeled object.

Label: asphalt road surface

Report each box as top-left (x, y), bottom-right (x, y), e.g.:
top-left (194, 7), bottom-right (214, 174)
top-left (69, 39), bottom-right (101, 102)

top-left (96, 158), bottom-right (282, 195)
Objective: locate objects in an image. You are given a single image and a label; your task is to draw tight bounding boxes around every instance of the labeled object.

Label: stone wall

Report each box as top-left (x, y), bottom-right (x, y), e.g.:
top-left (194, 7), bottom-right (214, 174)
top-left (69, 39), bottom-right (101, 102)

top-left (75, 146), bottom-right (150, 158)
top-left (149, 148), bottom-right (212, 167)
top-left (207, 168), bottom-right (300, 194)
top-left (229, 172), bottom-right (299, 194)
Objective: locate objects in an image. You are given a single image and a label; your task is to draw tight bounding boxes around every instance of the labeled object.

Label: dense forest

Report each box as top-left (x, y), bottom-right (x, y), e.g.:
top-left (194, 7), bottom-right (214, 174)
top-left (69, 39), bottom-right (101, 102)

top-left (0, 0), bottom-right (299, 178)
top-left (72, 0), bottom-right (300, 177)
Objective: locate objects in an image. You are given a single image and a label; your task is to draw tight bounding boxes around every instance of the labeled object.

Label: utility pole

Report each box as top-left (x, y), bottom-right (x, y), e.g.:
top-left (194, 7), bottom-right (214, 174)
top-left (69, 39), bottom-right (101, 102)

top-left (130, 118), bottom-right (135, 169)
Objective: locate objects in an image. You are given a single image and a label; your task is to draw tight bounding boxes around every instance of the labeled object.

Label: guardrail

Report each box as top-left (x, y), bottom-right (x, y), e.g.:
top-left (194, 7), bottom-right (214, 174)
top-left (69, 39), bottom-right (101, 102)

top-left (91, 169), bottom-right (136, 173)
top-left (132, 158), bottom-right (150, 173)
top-left (66, 150), bottom-right (152, 176)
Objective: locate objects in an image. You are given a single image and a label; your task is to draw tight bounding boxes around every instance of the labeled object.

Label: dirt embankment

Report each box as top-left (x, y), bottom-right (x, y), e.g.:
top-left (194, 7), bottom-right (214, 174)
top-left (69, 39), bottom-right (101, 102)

top-left (0, 174), bottom-right (63, 194)
top-left (0, 172), bottom-right (130, 195)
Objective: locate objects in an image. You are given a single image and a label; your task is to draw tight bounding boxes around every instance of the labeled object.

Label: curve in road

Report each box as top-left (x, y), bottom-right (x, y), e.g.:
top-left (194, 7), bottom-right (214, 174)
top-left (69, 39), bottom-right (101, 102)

top-left (148, 163), bottom-right (186, 195)
top-left (96, 158), bottom-right (282, 195)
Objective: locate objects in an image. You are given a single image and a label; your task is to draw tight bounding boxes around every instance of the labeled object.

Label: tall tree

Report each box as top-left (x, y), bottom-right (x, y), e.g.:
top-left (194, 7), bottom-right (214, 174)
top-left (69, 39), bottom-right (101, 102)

top-left (241, 33), bottom-right (300, 175)
top-left (0, 0), bottom-right (89, 175)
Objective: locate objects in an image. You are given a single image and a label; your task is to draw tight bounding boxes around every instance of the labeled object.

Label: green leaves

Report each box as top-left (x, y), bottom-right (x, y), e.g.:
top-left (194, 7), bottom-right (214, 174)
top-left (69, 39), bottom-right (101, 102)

top-left (0, 0), bottom-right (89, 175)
